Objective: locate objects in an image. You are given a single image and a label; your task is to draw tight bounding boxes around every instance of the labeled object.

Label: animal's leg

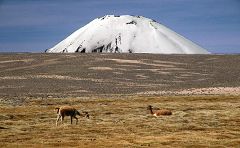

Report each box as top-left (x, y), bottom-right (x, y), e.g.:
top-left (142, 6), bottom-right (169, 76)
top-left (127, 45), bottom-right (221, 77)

top-left (74, 116), bottom-right (78, 125)
top-left (85, 113), bottom-right (89, 119)
top-left (61, 116), bottom-right (64, 124)
top-left (71, 116), bottom-right (73, 124)
top-left (56, 115), bottom-right (61, 126)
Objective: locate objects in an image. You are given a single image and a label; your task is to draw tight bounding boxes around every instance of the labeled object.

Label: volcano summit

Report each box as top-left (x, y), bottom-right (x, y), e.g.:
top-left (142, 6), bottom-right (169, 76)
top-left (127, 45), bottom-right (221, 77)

top-left (47, 15), bottom-right (209, 54)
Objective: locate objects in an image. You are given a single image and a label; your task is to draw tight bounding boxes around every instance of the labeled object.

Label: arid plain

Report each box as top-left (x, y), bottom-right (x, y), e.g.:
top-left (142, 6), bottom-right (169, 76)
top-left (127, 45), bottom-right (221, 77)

top-left (0, 53), bottom-right (240, 147)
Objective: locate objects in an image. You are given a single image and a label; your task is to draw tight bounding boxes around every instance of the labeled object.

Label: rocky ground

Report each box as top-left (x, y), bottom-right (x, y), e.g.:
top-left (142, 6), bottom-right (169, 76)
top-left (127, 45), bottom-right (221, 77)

top-left (0, 53), bottom-right (239, 100)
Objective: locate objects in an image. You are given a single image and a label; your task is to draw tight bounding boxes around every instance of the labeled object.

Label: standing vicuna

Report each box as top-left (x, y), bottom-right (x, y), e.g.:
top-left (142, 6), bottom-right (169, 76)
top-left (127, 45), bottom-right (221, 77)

top-left (147, 105), bottom-right (172, 117)
top-left (55, 106), bottom-right (89, 126)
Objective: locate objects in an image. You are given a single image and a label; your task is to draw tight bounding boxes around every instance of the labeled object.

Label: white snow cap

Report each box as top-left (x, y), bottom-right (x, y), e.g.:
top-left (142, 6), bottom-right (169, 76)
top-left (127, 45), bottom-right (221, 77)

top-left (47, 15), bottom-right (210, 54)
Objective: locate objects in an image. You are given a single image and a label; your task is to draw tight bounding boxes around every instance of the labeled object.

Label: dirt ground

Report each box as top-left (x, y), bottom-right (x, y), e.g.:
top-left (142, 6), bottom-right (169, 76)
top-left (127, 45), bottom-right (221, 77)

top-left (0, 95), bottom-right (239, 147)
top-left (0, 53), bottom-right (240, 147)
top-left (0, 53), bottom-right (240, 98)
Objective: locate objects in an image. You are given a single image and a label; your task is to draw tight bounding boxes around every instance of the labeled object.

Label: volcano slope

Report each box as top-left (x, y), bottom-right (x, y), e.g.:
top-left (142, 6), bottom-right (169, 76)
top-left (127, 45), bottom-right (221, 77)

top-left (47, 15), bottom-right (209, 54)
top-left (0, 53), bottom-right (240, 147)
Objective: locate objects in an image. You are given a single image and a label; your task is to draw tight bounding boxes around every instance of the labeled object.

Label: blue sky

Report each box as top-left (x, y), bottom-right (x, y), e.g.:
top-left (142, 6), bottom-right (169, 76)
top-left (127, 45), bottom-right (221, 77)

top-left (0, 0), bottom-right (239, 53)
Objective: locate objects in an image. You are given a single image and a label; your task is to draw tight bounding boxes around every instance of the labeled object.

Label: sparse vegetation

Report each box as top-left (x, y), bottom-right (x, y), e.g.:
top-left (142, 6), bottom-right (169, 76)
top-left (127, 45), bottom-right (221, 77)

top-left (0, 95), bottom-right (239, 147)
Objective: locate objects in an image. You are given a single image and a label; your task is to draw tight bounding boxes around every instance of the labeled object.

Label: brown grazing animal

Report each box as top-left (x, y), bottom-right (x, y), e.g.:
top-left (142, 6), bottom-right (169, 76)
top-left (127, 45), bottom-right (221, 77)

top-left (55, 106), bottom-right (89, 126)
top-left (147, 105), bottom-right (172, 117)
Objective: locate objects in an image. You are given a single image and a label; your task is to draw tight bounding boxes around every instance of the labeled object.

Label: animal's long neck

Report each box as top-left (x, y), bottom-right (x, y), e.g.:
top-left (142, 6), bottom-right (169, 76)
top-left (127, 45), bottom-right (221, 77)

top-left (55, 107), bottom-right (60, 114)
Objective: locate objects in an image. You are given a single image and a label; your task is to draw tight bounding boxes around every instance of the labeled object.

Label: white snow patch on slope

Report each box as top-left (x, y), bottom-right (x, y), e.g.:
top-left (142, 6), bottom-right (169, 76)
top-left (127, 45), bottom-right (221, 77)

top-left (47, 15), bottom-right (210, 54)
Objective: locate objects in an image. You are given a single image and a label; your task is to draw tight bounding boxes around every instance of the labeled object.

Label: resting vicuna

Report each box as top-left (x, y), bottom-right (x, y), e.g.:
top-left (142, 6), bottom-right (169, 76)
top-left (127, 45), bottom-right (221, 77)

top-left (55, 106), bottom-right (89, 126)
top-left (147, 105), bottom-right (172, 117)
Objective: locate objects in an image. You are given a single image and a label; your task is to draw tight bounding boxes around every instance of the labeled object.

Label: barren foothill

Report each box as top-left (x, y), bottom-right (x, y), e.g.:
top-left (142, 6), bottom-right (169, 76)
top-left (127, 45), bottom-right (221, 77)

top-left (0, 53), bottom-right (240, 99)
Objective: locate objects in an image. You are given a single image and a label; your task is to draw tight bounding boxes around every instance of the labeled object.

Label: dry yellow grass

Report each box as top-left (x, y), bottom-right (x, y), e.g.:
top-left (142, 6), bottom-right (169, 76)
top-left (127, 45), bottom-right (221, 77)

top-left (0, 95), bottom-right (240, 147)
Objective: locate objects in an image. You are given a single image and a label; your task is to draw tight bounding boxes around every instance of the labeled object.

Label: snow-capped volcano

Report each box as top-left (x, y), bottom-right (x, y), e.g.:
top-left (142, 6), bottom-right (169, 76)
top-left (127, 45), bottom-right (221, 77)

top-left (46, 15), bottom-right (209, 54)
